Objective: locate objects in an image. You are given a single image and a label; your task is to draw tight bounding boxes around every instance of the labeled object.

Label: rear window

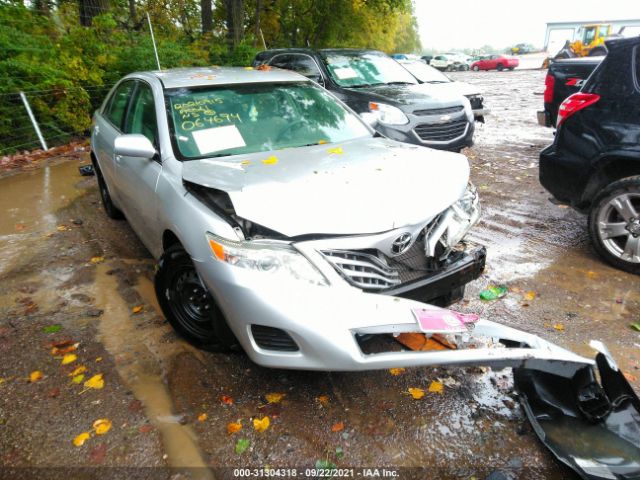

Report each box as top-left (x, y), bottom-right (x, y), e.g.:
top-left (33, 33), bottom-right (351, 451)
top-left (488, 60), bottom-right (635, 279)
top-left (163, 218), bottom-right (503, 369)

top-left (165, 82), bottom-right (371, 160)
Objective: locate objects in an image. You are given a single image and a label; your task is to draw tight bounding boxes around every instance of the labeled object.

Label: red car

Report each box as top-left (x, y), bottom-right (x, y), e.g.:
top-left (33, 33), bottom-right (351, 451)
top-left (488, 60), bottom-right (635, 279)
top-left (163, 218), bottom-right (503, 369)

top-left (471, 55), bottom-right (519, 71)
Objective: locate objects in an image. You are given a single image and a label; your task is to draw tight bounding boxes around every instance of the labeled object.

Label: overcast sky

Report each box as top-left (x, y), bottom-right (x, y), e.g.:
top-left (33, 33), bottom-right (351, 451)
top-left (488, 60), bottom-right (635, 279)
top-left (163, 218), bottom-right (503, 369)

top-left (415, 0), bottom-right (639, 51)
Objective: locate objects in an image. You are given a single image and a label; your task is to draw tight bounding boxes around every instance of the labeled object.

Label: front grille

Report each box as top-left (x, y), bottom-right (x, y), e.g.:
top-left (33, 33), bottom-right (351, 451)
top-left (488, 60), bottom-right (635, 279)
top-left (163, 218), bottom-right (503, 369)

top-left (413, 105), bottom-right (464, 116)
top-left (321, 233), bottom-right (447, 292)
top-left (414, 119), bottom-right (468, 142)
top-left (251, 325), bottom-right (299, 351)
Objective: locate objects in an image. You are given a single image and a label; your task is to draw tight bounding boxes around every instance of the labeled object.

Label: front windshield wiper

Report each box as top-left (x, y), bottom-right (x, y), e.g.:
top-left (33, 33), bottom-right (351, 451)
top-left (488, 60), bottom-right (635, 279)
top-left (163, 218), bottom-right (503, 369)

top-left (424, 80), bottom-right (448, 84)
top-left (385, 81), bottom-right (416, 85)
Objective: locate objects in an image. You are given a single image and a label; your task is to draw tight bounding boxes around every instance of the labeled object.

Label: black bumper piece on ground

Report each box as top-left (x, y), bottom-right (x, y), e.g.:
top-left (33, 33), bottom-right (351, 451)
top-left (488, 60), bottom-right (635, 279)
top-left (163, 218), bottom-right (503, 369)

top-left (382, 245), bottom-right (486, 305)
top-left (514, 353), bottom-right (640, 480)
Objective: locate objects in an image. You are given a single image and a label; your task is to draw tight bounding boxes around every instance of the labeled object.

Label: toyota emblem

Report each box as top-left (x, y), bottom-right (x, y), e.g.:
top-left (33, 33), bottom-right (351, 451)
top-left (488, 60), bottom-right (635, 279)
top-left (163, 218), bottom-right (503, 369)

top-left (391, 233), bottom-right (412, 255)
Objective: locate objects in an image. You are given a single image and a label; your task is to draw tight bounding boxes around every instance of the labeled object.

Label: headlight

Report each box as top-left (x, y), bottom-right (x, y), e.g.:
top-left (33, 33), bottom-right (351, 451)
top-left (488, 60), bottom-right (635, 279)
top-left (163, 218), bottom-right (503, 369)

top-left (206, 233), bottom-right (328, 286)
top-left (368, 102), bottom-right (409, 126)
top-left (442, 183), bottom-right (481, 249)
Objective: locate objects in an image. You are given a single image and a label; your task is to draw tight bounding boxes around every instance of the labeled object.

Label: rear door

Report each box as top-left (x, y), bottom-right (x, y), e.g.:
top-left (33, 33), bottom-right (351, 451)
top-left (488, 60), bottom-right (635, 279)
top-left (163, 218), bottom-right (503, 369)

top-left (93, 80), bottom-right (136, 204)
top-left (116, 80), bottom-right (162, 249)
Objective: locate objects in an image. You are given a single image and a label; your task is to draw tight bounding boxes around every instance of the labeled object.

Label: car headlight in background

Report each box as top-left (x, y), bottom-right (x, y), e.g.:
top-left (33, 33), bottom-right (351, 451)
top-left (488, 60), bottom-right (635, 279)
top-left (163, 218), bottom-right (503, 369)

top-left (206, 233), bottom-right (329, 286)
top-left (441, 183), bottom-right (481, 249)
top-left (368, 102), bottom-right (409, 126)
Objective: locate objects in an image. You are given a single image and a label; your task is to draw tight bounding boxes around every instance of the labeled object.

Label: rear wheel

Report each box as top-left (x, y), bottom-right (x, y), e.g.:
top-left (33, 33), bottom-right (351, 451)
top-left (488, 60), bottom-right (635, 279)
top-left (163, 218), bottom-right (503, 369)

top-left (155, 245), bottom-right (239, 350)
top-left (588, 177), bottom-right (640, 274)
top-left (497, 63), bottom-right (504, 71)
top-left (93, 160), bottom-right (124, 220)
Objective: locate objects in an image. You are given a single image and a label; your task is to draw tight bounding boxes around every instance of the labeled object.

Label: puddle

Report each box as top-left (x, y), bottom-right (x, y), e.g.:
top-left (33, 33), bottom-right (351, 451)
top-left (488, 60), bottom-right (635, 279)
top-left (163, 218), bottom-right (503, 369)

top-left (92, 264), bottom-right (213, 478)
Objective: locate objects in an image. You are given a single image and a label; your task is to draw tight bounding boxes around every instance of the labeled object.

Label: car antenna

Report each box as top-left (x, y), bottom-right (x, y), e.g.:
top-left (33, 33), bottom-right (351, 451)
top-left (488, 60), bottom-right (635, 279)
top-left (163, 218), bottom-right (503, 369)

top-left (147, 12), bottom-right (162, 70)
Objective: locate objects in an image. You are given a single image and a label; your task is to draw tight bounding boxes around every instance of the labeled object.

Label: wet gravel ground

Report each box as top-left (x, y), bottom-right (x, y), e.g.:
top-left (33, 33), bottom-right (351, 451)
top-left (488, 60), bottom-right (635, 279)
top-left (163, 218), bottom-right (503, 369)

top-left (1, 69), bottom-right (639, 480)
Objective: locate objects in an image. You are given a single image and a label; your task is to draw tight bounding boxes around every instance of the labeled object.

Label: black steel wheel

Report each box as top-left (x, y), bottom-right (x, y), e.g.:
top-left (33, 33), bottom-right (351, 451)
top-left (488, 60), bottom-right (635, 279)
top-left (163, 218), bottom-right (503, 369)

top-left (155, 245), bottom-right (239, 351)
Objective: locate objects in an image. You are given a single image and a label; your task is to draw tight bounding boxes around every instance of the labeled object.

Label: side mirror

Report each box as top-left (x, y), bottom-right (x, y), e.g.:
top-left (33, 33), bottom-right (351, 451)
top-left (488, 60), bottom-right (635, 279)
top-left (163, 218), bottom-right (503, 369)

top-left (114, 134), bottom-right (156, 159)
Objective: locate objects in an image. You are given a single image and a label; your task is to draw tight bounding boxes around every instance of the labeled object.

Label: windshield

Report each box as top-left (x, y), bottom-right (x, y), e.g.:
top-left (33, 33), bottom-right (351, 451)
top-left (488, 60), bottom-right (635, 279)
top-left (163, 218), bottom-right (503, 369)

top-left (166, 82), bottom-right (371, 160)
top-left (323, 52), bottom-right (418, 88)
top-left (400, 61), bottom-right (451, 83)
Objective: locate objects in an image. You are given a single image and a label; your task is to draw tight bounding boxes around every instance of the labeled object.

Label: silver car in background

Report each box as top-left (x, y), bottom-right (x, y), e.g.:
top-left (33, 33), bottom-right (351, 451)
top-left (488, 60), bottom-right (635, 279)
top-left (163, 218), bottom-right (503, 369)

top-left (90, 67), bottom-right (486, 370)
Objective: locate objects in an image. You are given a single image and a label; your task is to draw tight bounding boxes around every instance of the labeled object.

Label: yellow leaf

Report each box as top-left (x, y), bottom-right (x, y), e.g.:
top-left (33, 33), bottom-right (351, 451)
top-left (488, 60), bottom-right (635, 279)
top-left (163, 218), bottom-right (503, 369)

top-left (227, 421), bottom-right (242, 434)
top-left (244, 66), bottom-right (254, 70)
top-left (72, 374), bottom-right (85, 384)
top-left (95, 357), bottom-right (102, 362)
top-left (56, 225), bottom-right (67, 232)
top-left (523, 291), bottom-right (536, 301)
top-left (428, 381), bottom-right (444, 394)
top-left (586, 270), bottom-right (598, 279)
top-left (132, 305), bottom-right (143, 314)
top-left (93, 418), bottom-right (112, 435)
top-left (73, 432), bottom-right (91, 447)
top-left (318, 139), bottom-right (327, 144)
top-left (317, 395), bottom-right (329, 406)
top-left (331, 422), bottom-right (344, 432)
top-left (327, 147), bottom-right (344, 155)
top-left (61, 353), bottom-right (77, 365)
top-left (198, 413), bottom-right (208, 422)
top-left (90, 256), bottom-right (104, 264)
top-left (261, 156), bottom-right (278, 165)
top-left (69, 365), bottom-right (87, 377)
top-left (240, 160), bottom-right (251, 165)
top-left (29, 370), bottom-right (43, 382)
top-left (389, 368), bottom-right (405, 376)
top-left (265, 392), bottom-right (285, 404)
top-left (253, 416), bottom-right (270, 432)
top-left (553, 323), bottom-right (565, 331)
top-left (84, 374), bottom-right (104, 390)
top-left (408, 387), bottom-right (425, 400)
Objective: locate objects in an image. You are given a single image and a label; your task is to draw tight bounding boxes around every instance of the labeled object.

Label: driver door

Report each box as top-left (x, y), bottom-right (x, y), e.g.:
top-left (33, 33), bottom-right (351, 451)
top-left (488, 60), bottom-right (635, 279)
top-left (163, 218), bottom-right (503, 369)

top-left (116, 81), bottom-right (162, 250)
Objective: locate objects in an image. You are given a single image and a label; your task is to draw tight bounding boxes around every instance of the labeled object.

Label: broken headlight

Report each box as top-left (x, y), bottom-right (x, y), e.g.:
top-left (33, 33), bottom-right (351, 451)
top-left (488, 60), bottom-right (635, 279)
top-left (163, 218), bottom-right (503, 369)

top-left (441, 183), bottom-right (480, 249)
top-left (206, 233), bottom-right (329, 286)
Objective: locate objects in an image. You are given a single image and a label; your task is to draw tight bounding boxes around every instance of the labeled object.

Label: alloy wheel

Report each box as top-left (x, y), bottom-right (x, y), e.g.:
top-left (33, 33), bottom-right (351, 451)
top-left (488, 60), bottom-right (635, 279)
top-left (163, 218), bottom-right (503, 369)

top-left (596, 192), bottom-right (640, 263)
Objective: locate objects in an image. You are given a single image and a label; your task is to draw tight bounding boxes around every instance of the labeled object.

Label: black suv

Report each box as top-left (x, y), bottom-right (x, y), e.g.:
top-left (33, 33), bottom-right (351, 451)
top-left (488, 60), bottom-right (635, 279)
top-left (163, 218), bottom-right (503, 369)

top-left (253, 48), bottom-right (474, 152)
top-left (540, 36), bottom-right (640, 273)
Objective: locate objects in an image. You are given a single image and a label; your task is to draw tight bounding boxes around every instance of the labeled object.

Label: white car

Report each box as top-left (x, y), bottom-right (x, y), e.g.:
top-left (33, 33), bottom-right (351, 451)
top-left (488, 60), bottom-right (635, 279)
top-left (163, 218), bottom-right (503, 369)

top-left (429, 55), bottom-right (457, 71)
top-left (399, 59), bottom-right (489, 121)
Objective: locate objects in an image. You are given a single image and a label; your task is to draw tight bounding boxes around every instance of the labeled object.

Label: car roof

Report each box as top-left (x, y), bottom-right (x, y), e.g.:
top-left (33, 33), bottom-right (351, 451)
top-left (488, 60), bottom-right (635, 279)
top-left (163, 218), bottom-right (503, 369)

top-left (126, 66), bottom-right (308, 89)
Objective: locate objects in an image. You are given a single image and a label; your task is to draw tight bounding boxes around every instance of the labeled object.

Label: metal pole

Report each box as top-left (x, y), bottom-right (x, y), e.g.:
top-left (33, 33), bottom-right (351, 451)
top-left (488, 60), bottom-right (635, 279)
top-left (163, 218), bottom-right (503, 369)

top-left (19, 91), bottom-right (48, 151)
top-left (147, 12), bottom-right (161, 70)
top-left (259, 27), bottom-right (267, 50)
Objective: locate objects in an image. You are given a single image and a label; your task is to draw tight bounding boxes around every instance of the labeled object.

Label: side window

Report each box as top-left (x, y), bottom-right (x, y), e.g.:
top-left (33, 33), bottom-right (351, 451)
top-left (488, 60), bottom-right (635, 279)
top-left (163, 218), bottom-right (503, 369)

top-left (269, 54), bottom-right (294, 70)
top-left (125, 83), bottom-right (158, 147)
top-left (289, 55), bottom-right (322, 80)
top-left (635, 46), bottom-right (640, 90)
top-left (104, 81), bottom-right (135, 130)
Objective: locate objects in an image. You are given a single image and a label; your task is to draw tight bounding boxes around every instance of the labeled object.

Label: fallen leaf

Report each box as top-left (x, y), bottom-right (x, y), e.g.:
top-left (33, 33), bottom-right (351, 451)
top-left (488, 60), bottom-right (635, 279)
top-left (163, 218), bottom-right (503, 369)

top-left (227, 421), bottom-right (242, 434)
top-left (318, 139), bottom-right (327, 144)
top-left (253, 416), bottom-right (270, 432)
top-left (15, 223), bottom-right (26, 231)
top-left (95, 357), bottom-right (102, 362)
top-left (235, 438), bottom-right (250, 454)
top-left (624, 371), bottom-right (638, 382)
top-left (73, 432), bottom-right (91, 447)
top-left (92, 418), bottom-right (112, 435)
top-left (220, 395), bottom-right (233, 405)
top-left (428, 380), bottom-right (444, 394)
top-left (42, 324), bottom-right (62, 334)
top-left (244, 66), bottom-right (254, 70)
top-left (317, 395), bottom-right (330, 406)
top-left (523, 291), bottom-right (536, 301)
top-left (256, 64), bottom-right (271, 71)
top-left (69, 365), bottom-right (87, 377)
top-left (630, 322), bottom-right (640, 332)
top-left (84, 374), bottom-right (104, 390)
top-left (61, 353), bottom-right (77, 365)
top-left (327, 147), bottom-right (344, 155)
top-left (198, 413), bottom-right (207, 422)
top-left (408, 387), bottom-right (425, 400)
top-left (48, 387), bottom-right (61, 398)
top-left (331, 422), bottom-right (344, 432)
top-left (240, 160), bottom-right (251, 165)
top-left (261, 156), bottom-right (278, 165)
top-left (72, 374), bottom-right (85, 384)
top-left (90, 256), bottom-right (104, 264)
top-left (138, 424), bottom-right (153, 433)
top-left (586, 270), bottom-right (599, 279)
top-left (553, 323), bottom-right (565, 331)
top-left (265, 392), bottom-right (285, 404)
top-left (88, 443), bottom-right (107, 464)
top-left (389, 368), bottom-right (406, 376)
top-left (29, 370), bottom-right (43, 382)
top-left (131, 305), bottom-right (143, 314)
top-left (57, 225), bottom-right (68, 232)
top-left (52, 342), bottom-right (78, 356)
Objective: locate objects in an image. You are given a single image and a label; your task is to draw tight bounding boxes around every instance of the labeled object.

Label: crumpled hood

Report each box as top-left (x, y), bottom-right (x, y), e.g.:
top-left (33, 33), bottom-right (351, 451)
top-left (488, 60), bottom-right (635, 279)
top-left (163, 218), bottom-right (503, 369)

top-left (182, 137), bottom-right (469, 237)
top-left (343, 83), bottom-right (464, 112)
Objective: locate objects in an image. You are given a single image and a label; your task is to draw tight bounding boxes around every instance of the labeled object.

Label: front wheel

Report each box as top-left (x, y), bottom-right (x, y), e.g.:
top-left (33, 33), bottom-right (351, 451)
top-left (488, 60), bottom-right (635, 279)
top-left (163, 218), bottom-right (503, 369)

top-left (94, 160), bottom-right (124, 220)
top-left (497, 63), bottom-right (504, 71)
top-left (588, 177), bottom-right (640, 274)
top-left (155, 245), bottom-right (239, 350)
top-left (472, 65), bottom-right (480, 71)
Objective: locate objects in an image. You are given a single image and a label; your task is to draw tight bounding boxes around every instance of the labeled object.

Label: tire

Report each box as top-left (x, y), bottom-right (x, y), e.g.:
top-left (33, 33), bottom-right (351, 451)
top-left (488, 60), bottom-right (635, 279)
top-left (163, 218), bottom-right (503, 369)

top-left (497, 63), bottom-right (504, 71)
top-left (93, 160), bottom-right (124, 220)
top-left (589, 47), bottom-right (607, 57)
top-left (155, 245), bottom-right (239, 351)
top-left (472, 65), bottom-right (480, 71)
top-left (508, 67), bottom-right (515, 71)
top-left (588, 177), bottom-right (640, 275)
